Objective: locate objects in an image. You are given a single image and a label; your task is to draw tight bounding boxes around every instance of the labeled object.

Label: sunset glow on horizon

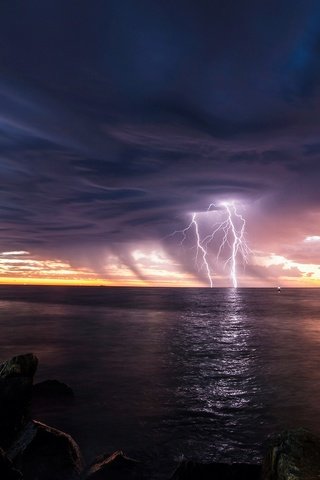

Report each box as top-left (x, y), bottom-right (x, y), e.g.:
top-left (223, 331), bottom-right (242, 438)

top-left (1, 245), bottom-right (320, 288)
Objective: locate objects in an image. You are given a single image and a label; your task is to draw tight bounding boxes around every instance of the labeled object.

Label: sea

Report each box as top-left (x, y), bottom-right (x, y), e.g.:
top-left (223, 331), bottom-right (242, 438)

top-left (1, 285), bottom-right (320, 477)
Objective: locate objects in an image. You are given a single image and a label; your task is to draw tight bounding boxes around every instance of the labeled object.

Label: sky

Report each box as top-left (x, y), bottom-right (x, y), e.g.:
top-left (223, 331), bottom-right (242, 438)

top-left (1, 0), bottom-right (320, 287)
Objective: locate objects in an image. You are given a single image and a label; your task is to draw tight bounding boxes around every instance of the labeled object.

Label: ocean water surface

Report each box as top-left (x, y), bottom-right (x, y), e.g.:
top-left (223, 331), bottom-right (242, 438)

top-left (1, 286), bottom-right (320, 477)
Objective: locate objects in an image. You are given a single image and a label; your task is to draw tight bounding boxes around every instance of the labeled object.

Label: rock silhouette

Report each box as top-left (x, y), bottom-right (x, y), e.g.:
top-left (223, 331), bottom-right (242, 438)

top-left (262, 428), bottom-right (320, 480)
top-left (84, 450), bottom-right (141, 479)
top-left (0, 353), bottom-right (38, 448)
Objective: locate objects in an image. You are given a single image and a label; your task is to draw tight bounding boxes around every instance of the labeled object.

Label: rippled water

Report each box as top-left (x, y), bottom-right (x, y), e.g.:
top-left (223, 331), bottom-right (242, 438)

top-left (1, 286), bottom-right (320, 477)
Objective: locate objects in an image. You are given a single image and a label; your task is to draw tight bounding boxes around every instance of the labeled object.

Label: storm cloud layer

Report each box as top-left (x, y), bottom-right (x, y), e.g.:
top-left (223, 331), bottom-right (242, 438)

top-left (1, 0), bottom-right (320, 286)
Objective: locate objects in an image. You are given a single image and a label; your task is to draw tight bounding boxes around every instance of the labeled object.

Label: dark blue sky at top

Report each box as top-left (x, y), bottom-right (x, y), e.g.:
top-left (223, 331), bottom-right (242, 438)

top-left (1, 0), bottom-right (320, 268)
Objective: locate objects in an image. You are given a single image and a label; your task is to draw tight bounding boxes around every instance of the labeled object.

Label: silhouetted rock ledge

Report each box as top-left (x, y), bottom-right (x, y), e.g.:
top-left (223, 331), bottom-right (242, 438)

top-left (83, 450), bottom-right (141, 479)
top-left (7, 420), bottom-right (83, 480)
top-left (1, 353), bottom-right (320, 480)
top-left (0, 353), bottom-right (83, 479)
top-left (0, 353), bottom-right (38, 448)
top-left (0, 447), bottom-right (22, 479)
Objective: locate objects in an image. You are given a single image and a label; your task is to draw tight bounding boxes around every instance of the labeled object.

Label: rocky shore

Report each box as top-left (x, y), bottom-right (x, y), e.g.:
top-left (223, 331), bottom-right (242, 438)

top-left (0, 353), bottom-right (319, 479)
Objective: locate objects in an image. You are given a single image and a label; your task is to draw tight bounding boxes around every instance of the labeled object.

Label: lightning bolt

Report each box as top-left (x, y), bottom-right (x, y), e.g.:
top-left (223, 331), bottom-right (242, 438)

top-left (223, 202), bottom-right (249, 288)
top-left (169, 212), bottom-right (213, 287)
top-left (170, 201), bottom-right (250, 288)
top-left (192, 213), bottom-right (213, 288)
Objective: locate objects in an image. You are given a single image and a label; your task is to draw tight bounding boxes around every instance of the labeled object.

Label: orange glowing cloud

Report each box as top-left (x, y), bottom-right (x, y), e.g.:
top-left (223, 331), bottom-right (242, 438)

top-left (0, 248), bottom-right (202, 287)
top-left (0, 252), bottom-right (102, 286)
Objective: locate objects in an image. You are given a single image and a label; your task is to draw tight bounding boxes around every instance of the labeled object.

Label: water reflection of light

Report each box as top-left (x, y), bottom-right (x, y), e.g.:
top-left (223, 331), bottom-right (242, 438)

top-left (302, 316), bottom-right (320, 344)
top-left (173, 289), bottom-right (261, 460)
top-left (213, 292), bottom-right (252, 413)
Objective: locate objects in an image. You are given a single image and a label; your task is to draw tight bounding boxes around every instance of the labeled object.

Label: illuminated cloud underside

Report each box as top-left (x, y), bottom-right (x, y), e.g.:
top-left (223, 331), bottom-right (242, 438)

top-left (0, 243), bottom-right (319, 287)
top-left (252, 253), bottom-right (320, 285)
top-left (0, 250), bottom-right (200, 287)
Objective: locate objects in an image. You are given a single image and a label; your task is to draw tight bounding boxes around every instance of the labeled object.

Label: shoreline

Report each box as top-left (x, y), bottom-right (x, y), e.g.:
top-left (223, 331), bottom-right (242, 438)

top-left (1, 353), bottom-right (320, 479)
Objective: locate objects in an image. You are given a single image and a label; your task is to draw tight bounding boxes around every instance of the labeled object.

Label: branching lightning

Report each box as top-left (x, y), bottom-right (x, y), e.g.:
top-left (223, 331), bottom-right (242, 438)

top-left (192, 213), bottom-right (213, 288)
top-left (170, 201), bottom-right (250, 288)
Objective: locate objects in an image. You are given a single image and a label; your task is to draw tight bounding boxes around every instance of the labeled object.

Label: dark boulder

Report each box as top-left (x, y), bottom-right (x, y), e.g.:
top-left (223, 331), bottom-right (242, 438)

top-left (7, 420), bottom-right (83, 480)
top-left (0, 448), bottom-right (22, 480)
top-left (262, 428), bottom-right (320, 480)
top-left (84, 450), bottom-right (141, 480)
top-left (0, 353), bottom-right (38, 448)
top-left (33, 379), bottom-right (74, 399)
top-left (170, 460), bottom-right (261, 480)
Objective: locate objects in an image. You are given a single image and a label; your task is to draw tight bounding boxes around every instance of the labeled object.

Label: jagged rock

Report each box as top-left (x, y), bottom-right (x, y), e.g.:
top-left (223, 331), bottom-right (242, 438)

top-left (0, 353), bottom-right (38, 448)
top-left (0, 354), bottom-right (38, 378)
top-left (84, 450), bottom-right (141, 479)
top-left (170, 459), bottom-right (261, 480)
top-left (262, 428), bottom-right (320, 480)
top-left (0, 448), bottom-right (22, 480)
top-left (33, 379), bottom-right (74, 399)
top-left (7, 420), bottom-right (83, 480)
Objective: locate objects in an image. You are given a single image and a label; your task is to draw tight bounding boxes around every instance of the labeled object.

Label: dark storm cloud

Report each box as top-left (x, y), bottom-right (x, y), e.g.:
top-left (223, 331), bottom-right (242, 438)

top-left (1, 0), bottom-right (320, 280)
